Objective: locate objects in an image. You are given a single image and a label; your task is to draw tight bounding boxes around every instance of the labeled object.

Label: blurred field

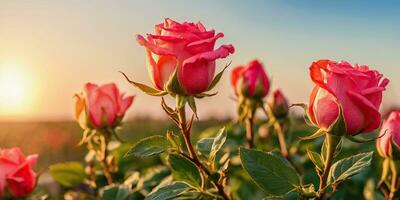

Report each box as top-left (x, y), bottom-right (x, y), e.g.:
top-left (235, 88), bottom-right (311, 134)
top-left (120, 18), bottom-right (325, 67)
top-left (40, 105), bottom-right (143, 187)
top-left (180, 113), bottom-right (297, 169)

top-left (0, 118), bottom-right (226, 171)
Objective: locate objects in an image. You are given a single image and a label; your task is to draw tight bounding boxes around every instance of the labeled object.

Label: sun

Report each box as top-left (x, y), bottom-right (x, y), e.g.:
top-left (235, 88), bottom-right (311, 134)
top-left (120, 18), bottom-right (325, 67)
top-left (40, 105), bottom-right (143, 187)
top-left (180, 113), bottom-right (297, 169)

top-left (0, 64), bottom-right (32, 115)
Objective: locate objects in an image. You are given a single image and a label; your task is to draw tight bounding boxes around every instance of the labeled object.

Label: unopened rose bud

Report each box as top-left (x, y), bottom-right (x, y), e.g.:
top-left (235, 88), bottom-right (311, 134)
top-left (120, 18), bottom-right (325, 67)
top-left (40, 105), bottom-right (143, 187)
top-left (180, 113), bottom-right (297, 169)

top-left (74, 83), bottom-right (134, 130)
top-left (377, 111), bottom-right (400, 158)
top-left (271, 89), bottom-right (289, 119)
top-left (231, 60), bottom-right (270, 100)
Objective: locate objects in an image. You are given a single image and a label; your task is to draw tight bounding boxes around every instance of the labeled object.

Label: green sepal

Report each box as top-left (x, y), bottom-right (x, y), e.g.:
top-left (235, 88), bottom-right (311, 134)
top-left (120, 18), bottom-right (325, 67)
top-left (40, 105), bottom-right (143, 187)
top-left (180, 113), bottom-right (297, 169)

top-left (187, 97), bottom-right (198, 119)
top-left (327, 105), bottom-right (346, 137)
top-left (378, 158), bottom-right (390, 187)
top-left (300, 129), bottom-right (325, 140)
top-left (194, 92), bottom-right (218, 99)
top-left (165, 69), bottom-right (187, 96)
top-left (345, 134), bottom-right (381, 143)
top-left (120, 71), bottom-right (167, 96)
top-left (207, 61), bottom-right (231, 91)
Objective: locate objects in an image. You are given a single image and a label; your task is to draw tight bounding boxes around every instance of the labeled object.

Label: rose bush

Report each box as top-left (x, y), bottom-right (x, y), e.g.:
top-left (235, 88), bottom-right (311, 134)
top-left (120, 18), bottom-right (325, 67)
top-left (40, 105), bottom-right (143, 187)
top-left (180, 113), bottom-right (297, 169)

top-left (136, 18), bottom-right (235, 95)
top-left (74, 83), bottom-right (134, 129)
top-left (308, 59), bottom-right (389, 135)
top-left (0, 147), bottom-right (38, 198)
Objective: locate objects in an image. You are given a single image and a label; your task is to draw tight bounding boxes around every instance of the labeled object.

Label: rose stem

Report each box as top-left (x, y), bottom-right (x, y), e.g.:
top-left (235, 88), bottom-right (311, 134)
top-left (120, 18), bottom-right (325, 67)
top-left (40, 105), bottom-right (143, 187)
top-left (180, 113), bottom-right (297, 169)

top-left (98, 130), bottom-right (114, 185)
top-left (245, 111), bottom-right (255, 149)
top-left (261, 105), bottom-right (290, 160)
top-left (317, 133), bottom-right (340, 199)
top-left (273, 121), bottom-right (289, 159)
top-left (176, 105), bottom-right (230, 200)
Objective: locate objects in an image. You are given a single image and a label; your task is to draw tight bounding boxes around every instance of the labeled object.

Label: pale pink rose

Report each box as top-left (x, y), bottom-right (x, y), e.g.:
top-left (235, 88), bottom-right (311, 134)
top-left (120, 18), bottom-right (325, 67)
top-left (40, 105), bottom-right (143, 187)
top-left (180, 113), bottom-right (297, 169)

top-left (376, 111), bottom-right (400, 158)
top-left (136, 18), bottom-right (235, 95)
top-left (0, 147), bottom-right (38, 197)
top-left (309, 59), bottom-right (389, 135)
top-left (231, 59), bottom-right (270, 99)
top-left (75, 83), bottom-right (134, 129)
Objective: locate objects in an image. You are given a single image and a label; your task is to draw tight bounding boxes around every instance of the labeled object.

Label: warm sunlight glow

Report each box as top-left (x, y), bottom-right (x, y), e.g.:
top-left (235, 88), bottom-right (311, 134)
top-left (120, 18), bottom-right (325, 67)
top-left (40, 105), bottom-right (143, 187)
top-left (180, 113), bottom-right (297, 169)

top-left (0, 64), bottom-right (33, 115)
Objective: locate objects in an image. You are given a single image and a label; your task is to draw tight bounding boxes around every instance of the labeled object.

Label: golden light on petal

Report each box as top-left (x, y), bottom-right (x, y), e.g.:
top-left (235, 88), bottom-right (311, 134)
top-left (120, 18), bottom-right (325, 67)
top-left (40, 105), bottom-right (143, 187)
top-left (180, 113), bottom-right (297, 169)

top-left (0, 63), bottom-right (34, 116)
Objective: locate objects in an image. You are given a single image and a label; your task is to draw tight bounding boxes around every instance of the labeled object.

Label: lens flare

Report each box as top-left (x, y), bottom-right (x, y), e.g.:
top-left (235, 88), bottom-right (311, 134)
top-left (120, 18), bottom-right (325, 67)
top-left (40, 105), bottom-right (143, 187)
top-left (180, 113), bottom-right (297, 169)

top-left (0, 64), bottom-right (33, 115)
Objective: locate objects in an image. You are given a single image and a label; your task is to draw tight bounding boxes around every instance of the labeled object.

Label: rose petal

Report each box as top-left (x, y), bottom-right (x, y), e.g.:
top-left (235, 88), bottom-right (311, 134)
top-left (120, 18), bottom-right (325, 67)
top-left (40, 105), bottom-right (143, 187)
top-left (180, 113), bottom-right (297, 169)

top-left (136, 34), bottom-right (175, 56)
top-left (7, 161), bottom-right (36, 197)
top-left (182, 44), bottom-right (235, 66)
top-left (186, 32), bottom-right (224, 54)
top-left (230, 66), bottom-right (245, 90)
top-left (179, 45), bottom-right (235, 94)
top-left (347, 90), bottom-right (381, 134)
top-left (118, 95), bottom-right (134, 116)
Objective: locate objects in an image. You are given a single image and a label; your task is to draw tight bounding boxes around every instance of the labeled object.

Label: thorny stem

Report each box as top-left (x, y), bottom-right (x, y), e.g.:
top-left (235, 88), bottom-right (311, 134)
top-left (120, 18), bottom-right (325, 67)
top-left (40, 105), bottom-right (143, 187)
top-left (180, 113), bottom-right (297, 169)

top-left (317, 134), bottom-right (340, 199)
top-left (245, 111), bottom-right (255, 149)
top-left (175, 104), bottom-right (230, 200)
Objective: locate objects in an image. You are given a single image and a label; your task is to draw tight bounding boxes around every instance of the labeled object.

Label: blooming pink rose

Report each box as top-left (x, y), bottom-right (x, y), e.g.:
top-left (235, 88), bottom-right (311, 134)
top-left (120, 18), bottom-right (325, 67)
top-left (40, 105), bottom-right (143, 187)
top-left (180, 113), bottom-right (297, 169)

top-left (271, 89), bottom-right (289, 118)
top-left (0, 147), bottom-right (38, 197)
top-left (309, 59), bottom-right (389, 135)
top-left (136, 18), bottom-right (235, 95)
top-left (75, 83), bottom-right (134, 129)
top-left (231, 60), bottom-right (270, 99)
top-left (376, 111), bottom-right (400, 158)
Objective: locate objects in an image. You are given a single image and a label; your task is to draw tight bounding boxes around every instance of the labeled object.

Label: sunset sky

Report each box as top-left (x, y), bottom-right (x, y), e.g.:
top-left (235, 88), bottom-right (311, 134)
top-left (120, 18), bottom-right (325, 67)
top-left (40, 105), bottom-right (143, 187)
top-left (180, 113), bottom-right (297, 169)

top-left (0, 0), bottom-right (399, 121)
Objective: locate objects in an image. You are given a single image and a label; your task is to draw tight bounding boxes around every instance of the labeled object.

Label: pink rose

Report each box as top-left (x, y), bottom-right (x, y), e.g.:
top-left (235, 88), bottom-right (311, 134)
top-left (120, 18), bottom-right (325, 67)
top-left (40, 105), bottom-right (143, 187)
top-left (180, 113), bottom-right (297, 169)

top-left (0, 147), bottom-right (38, 197)
top-left (271, 89), bottom-right (289, 118)
top-left (231, 60), bottom-right (270, 99)
top-left (136, 18), bottom-right (235, 95)
top-left (376, 111), bottom-right (400, 158)
top-left (75, 83), bottom-right (134, 129)
top-left (309, 59), bottom-right (389, 135)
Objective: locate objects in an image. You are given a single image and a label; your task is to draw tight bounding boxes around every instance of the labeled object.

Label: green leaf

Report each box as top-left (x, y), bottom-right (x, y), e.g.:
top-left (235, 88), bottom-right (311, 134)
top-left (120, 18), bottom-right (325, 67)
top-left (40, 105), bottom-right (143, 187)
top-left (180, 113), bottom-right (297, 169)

top-left (209, 128), bottom-right (227, 162)
top-left (126, 135), bottom-right (170, 158)
top-left (239, 148), bottom-right (300, 195)
top-left (187, 97), bottom-right (198, 119)
top-left (120, 71), bottom-right (167, 96)
top-left (207, 62), bottom-right (230, 91)
top-left (321, 137), bottom-right (342, 162)
top-left (306, 150), bottom-right (323, 171)
top-left (196, 138), bottom-right (213, 158)
top-left (328, 152), bottom-right (373, 185)
top-left (49, 162), bottom-right (86, 188)
top-left (102, 185), bottom-right (130, 200)
top-left (145, 181), bottom-right (194, 200)
top-left (168, 153), bottom-right (203, 188)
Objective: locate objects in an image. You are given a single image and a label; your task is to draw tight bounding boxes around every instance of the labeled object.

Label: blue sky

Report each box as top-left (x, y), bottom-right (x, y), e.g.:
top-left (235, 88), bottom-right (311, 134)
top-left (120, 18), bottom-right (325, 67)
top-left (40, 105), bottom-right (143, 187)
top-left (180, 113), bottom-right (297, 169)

top-left (0, 0), bottom-right (399, 120)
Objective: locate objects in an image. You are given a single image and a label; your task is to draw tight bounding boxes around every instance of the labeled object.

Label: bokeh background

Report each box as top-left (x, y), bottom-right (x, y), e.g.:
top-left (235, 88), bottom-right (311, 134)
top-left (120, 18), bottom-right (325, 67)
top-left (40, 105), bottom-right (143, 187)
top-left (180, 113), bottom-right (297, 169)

top-left (1, 0), bottom-right (400, 170)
